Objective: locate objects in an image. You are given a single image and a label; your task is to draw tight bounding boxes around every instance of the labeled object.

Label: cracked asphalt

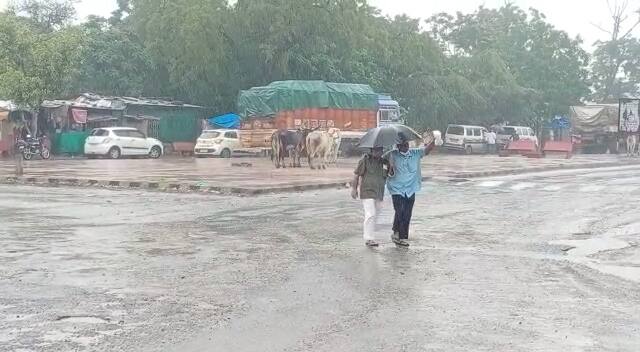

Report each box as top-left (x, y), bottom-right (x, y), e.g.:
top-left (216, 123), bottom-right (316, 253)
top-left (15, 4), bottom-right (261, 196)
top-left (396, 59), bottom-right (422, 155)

top-left (1, 165), bottom-right (640, 351)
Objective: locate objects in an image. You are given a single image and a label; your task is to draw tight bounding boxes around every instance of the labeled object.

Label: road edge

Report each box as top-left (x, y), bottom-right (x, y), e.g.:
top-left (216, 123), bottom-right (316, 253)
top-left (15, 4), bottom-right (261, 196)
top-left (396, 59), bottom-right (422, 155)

top-left (1, 159), bottom-right (638, 196)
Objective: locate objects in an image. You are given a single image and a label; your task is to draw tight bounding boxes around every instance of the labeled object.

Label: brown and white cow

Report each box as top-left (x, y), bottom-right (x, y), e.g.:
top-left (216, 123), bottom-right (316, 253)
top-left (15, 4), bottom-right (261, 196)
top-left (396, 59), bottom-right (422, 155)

top-left (306, 130), bottom-right (334, 169)
top-left (271, 128), bottom-right (314, 168)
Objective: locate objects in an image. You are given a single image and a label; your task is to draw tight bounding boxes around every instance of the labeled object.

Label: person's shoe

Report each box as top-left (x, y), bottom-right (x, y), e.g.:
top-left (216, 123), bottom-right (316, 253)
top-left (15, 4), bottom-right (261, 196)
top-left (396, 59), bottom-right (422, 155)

top-left (365, 240), bottom-right (379, 247)
top-left (396, 240), bottom-right (410, 247)
top-left (393, 237), bottom-right (410, 247)
top-left (391, 232), bottom-right (400, 242)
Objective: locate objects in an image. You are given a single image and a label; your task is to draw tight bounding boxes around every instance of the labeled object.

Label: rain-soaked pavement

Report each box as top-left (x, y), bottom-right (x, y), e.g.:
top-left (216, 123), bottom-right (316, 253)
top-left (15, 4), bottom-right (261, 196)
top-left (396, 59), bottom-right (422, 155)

top-left (0, 154), bottom-right (635, 189)
top-left (1, 165), bottom-right (640, 351)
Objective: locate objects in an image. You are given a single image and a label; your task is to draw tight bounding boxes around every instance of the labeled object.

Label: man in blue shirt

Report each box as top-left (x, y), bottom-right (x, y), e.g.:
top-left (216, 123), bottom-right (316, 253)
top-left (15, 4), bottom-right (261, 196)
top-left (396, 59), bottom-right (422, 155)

top-left (387, 132), bottom-right (435, 247)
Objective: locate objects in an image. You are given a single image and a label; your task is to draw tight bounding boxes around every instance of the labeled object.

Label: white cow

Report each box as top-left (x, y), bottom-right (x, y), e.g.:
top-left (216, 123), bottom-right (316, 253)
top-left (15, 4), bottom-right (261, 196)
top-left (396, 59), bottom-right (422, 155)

top-left (327, 128), bottom-right (342, 163)
top-left (627, 134), bottom-right (638, 157)
top-left (306, 130), bottom-right (333, 169)
top-left (432, 130), bottom-right (443, 146)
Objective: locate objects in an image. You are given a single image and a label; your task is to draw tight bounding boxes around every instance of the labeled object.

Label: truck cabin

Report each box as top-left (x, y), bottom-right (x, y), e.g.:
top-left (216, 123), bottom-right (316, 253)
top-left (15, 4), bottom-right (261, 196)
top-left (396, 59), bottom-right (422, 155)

top-left (377, 95), bottom-right (402, 127)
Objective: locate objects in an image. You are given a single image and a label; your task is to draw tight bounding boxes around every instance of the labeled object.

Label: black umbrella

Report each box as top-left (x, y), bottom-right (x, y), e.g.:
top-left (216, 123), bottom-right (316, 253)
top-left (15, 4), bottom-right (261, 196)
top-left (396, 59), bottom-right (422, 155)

top-left (357, 125), bottom-right (422, 149)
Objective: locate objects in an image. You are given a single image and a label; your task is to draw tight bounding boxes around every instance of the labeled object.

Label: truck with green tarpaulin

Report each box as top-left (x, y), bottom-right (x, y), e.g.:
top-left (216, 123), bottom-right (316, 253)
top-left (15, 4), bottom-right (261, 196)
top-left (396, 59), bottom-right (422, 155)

top-left (236, 80), bottom-right (401, 148)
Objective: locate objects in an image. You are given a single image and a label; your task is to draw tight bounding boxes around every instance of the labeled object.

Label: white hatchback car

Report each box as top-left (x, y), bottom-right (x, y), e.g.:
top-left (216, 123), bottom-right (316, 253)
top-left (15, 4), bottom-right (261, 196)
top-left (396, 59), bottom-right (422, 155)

top-left (84, 127), bottom-right (163, 159)
top-left (194, 129), bottom-right (241, 158)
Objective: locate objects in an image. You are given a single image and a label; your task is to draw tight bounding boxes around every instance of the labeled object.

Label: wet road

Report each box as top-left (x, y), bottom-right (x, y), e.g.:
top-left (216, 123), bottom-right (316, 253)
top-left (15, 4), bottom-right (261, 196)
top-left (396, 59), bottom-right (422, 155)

top-left (1, 165), bottom-right (640, 351)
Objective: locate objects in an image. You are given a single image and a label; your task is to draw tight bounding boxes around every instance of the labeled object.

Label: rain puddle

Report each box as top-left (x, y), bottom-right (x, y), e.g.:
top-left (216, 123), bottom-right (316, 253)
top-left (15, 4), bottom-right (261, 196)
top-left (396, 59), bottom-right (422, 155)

top-left (550, 237), bottom-right (639, 282)
top-left (477, 180), bottom-right (505, 188)
top-left (55, 315), bottom-right (110, 324)
top-left (578, 185), bottom-right (606, 192)
top-left (542, 184), bottom-right (566, 191)
top-left (550, 238), bottom-right (629, 258)
top-left (587, 263), bottom-right (640, 283)
top-left (510, 182), bottom-right (536, 190)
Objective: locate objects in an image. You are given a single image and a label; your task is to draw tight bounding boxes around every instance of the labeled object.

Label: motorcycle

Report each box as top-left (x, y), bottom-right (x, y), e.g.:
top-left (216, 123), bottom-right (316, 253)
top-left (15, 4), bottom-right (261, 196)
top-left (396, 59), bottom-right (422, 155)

top-left (16, 135), bottom-right (51, 160)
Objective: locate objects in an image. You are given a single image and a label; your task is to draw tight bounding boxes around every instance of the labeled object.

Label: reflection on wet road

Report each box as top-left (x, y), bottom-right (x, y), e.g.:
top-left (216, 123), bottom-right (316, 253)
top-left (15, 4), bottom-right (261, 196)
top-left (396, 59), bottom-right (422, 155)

top-left (1, 166), bottom-right (640, 351)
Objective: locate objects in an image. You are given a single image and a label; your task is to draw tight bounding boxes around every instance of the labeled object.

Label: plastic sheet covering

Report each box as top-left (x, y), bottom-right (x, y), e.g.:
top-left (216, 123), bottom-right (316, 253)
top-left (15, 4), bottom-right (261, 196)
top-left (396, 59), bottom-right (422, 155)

top-left (570, 105), bottom-right (618, 134)
top-left (238, 81), bottom-right (378, 118)
top-left (53, 131), bottom-right (89, 154)
top-left (208, 113), bottom-right (240, 129)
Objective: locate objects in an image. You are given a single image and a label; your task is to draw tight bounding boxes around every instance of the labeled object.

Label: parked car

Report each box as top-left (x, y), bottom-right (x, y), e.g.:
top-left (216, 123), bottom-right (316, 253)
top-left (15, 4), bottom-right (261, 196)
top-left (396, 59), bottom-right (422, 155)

top-left (495, 126), bottom-right (538, 148)
top-left (84, 127), bottom-right (163, 159)
top-left (443, 124), bottom-right (488, 154)
top-left (194, 129), bottom-right (241, 158)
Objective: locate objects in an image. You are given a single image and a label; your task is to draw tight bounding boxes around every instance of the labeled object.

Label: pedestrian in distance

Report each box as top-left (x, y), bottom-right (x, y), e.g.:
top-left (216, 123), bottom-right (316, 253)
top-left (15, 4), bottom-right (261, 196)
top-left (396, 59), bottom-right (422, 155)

top-left (387, 132), bottom-right (435, 247)
top-left (486, 130), bottom-right (497, 154)
top-left (351, 147), bottom-right (389, 247)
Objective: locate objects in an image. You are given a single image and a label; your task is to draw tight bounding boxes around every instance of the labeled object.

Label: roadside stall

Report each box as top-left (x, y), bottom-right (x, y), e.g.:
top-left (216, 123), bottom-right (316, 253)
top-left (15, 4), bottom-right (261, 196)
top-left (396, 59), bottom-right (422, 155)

top-left (0, 101), bottom-right (34, 156)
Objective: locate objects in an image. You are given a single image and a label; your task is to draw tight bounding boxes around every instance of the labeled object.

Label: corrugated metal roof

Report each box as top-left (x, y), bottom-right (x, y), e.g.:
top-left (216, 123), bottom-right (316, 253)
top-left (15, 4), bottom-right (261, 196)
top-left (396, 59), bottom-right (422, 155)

top-left (42, 93), bottom-right (204, 110)
top-left (77, 93), bottom-right (203, 109)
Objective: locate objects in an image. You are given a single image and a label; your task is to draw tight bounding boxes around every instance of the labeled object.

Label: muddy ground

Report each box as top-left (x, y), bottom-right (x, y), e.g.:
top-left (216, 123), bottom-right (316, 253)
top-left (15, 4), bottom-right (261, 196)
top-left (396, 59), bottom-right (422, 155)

top-left (1, 165), bottom-right (639, 351)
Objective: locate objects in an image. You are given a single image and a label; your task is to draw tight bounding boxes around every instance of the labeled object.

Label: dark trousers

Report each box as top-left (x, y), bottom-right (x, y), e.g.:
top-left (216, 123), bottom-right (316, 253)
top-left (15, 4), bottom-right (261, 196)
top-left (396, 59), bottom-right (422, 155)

top-left (392, 194), bottom-right (416, 240)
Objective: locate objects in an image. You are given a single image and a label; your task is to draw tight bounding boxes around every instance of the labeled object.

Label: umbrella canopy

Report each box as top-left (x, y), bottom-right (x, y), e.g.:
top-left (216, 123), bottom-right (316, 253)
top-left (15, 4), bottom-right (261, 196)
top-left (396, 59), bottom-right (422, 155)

top-left (357, 125), bottom-right (422, 149)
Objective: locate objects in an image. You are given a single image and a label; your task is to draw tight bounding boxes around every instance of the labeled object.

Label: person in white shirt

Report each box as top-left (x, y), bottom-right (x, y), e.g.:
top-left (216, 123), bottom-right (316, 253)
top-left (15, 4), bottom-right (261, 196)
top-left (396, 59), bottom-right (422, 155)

top-left (486, 130), bottom-right (497, 154)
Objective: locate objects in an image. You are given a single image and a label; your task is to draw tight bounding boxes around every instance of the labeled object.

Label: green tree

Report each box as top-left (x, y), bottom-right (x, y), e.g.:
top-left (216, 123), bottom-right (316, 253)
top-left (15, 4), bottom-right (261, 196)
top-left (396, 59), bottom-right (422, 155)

top-left (8, 0), bottom-right (76, 31)
top-left (428, 5), bottom-right (590, 127)
top-left (0, 12), bottom-right (82, 109)
top-left (72, 16), bottom-right (153, 96)
top-left (373, 15), bottom-right (485, 130)
top-left (230, 0), bottom-right (376, 85)
top-left (131, 0), bottom-right (233, 107)
top-left (590, 1), bottom-right (640, 102)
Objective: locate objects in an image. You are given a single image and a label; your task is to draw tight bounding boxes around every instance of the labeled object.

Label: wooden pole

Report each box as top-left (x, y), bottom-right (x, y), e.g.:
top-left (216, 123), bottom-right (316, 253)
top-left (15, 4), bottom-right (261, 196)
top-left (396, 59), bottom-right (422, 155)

top-left (14, 144), bottom-right (23, 176)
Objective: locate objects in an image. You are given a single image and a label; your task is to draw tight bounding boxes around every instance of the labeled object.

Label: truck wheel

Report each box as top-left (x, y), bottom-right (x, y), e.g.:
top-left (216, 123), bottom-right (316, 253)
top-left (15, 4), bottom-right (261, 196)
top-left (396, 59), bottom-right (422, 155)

top-left (221, 149), bottom-right (231, 158)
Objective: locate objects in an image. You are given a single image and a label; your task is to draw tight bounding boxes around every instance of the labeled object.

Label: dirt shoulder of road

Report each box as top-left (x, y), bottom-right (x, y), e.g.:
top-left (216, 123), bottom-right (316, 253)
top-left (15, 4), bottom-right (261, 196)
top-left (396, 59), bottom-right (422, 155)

top-left (0, 154), bottom-right (638, 195)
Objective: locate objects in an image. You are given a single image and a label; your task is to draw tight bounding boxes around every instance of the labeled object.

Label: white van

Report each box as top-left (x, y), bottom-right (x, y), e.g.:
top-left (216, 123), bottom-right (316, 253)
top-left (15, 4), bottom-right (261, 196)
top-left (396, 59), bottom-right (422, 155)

top-left (444, 124), bottom-right (488, 154)
top-left (194, 129), bottom-right (241, 158)
top-left (495, 126), bottom-right (538, 148)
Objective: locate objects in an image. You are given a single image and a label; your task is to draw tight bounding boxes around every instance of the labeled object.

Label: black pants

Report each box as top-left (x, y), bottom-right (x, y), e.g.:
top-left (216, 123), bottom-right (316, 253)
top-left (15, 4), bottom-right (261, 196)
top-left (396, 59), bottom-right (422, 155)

top-left (392, 194), bottom-right (416, 240)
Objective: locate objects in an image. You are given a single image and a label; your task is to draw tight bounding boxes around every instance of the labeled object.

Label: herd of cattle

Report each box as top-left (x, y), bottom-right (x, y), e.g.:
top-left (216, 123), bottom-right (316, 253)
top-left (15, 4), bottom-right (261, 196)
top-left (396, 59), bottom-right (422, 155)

top-left (271, 128), bottom-right (342, 169)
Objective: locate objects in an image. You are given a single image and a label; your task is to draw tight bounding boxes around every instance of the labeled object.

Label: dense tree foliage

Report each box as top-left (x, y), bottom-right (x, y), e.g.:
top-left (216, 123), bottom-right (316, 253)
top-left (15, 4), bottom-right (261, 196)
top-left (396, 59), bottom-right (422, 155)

top-left (0, 12), bottom-right (81, 109)
top-left (8, 0), bottom-right (76, 31)
top-left (1, 0), bottom-right (631, 131)
top-left (72, 16), bottom-right (153, 96)
top-left (428, 5), bottom-right (590, 129)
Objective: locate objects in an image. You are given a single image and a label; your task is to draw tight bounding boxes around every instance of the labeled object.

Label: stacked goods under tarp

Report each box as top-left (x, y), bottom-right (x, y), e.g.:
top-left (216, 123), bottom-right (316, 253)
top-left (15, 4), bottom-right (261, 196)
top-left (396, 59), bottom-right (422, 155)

top-left (570, 104), bottom-right (619, 153)
top-left (570, 105), bottom-right (618, 136)
top-left (237, 80), bottom-right (379, 147)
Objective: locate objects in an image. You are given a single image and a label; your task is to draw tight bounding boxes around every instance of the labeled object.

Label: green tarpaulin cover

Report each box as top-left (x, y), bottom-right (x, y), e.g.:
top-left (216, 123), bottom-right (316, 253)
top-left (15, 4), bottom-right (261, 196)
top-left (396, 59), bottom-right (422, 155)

top-left (237, 80), bottom-right (378, 118)
top-left (53, 131), bottom-right (89, 154)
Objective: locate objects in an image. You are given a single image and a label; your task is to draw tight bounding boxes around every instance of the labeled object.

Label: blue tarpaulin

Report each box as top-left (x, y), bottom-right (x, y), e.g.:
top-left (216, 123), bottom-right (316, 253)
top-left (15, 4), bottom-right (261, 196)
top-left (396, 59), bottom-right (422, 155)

top-left (547, 115), bottom-right (571, 129)
top-left (208, 113), bottom-right (240, 129)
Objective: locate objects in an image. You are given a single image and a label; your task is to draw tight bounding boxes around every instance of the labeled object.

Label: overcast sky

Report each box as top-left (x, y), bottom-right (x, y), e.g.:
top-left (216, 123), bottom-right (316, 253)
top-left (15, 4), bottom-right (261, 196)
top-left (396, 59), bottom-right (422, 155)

top-left (1, 0), bottom-right (638, 49)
